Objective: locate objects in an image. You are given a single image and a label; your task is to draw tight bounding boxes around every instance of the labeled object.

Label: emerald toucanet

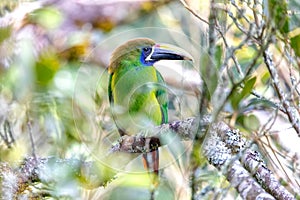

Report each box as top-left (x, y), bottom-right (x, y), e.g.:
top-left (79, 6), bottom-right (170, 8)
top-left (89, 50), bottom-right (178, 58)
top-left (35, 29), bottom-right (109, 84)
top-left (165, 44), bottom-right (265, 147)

top-left (108, 38), bottom-right (191, 175)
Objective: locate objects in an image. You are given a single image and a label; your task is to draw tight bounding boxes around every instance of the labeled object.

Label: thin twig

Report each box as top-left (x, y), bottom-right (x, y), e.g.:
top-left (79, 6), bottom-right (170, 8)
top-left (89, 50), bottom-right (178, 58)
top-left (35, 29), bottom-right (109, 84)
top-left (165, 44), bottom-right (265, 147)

top-left (263, 50), bottom-right (300, 135)
top-left (179, 0), bottom-right (210, 25)
top-left (27, 120), bottom-right (37, 160)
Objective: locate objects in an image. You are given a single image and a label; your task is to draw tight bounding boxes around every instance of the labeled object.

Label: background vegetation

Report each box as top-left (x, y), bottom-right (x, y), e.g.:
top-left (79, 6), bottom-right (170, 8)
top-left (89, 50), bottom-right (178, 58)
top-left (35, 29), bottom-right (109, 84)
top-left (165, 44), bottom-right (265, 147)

top-left (0, 0), bottom-right (300, 199)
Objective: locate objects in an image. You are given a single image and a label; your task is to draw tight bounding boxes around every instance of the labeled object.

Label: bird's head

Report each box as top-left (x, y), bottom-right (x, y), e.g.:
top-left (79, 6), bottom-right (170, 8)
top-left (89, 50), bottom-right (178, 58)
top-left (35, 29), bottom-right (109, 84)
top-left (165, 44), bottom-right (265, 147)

top-left (108, 38), bottom-right (192, 73)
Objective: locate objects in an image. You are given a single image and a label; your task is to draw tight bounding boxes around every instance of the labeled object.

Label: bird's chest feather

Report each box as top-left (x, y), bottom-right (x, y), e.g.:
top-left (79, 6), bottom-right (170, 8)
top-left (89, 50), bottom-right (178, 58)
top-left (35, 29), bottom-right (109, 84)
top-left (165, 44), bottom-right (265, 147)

top-left (112, 66), bottom-right (158, 105)
top-left (111, 66), bottom-right (162, 131)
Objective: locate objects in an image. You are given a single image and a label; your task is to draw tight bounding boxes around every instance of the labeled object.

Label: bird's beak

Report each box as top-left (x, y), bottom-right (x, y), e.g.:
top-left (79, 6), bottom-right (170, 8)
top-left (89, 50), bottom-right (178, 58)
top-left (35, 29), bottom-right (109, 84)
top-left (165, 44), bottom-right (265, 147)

top-left (147, 44), bottom-right (193, 62)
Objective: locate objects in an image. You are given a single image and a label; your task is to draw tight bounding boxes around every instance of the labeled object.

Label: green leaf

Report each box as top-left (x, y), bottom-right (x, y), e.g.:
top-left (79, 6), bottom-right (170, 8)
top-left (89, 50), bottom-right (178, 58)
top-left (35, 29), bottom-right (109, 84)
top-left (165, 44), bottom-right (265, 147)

top-left (200, 53), bottom-right (219, 99)
top-left (0, 26), bottom-right (11, 44)
top-left (245, 98), bottom-right (277, 110)
top-left (28, 7), bottom-right (62, 29)
top-left (261, 70), bottom-right (271, 85)
top-left (215, 44), bottom-right (223, 70)
top-left (243, 114), bottom-right (260, 131)
top-left (35, 50), bottom-right (60, 87)
top-left (268, 0), bottom-right (289, 34)
top-left (231, 76), bottom-right (256, 110)
top-left (291, 33), bottom-right (300, 57)
top-left (241, 76), bottom-right (256, 99)
top-left (230, 87), bottom-right (242, 110)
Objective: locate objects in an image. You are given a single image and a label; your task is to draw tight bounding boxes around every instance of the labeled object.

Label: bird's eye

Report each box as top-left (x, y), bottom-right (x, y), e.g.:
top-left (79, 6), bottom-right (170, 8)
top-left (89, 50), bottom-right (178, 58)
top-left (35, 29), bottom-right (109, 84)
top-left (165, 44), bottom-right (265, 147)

top-left (143, 47), bottom-right (152, 55)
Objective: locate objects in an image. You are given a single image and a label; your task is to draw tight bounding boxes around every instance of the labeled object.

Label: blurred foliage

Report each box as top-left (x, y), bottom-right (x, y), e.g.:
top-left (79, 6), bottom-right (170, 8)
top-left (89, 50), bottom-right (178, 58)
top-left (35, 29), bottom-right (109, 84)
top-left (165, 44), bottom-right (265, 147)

top-left (230, 76), bottom-right (256, 110)
top-left (0, 26), bottom-right (11, 44)
top-left (291, 34), bottom-right (300, 57)
top-left (35, 49), bottom-right (60, 87)
top-left (27, 7), bottom-right (63, 30)
top-left (0, 0), bottom-right (28, 16)
top-left (0, 0), bottom-right (299, 199)
top-left (268, 0), bottom-right (289, 35)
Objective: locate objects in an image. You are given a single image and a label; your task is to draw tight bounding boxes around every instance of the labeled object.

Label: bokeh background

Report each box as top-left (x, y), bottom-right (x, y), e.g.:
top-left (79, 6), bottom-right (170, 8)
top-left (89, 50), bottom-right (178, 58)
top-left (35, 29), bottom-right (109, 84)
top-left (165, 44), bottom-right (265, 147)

top-left (1, 0), bottom-right (300, 199)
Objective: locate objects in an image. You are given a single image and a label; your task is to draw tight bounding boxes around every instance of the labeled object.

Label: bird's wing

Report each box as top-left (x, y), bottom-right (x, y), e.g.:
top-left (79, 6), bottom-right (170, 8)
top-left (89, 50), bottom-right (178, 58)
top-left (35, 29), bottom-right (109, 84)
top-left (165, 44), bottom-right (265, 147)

top-left (155, 70), bottom-right (168, 124)
top-left (108, 72), bottom-right (126, 136)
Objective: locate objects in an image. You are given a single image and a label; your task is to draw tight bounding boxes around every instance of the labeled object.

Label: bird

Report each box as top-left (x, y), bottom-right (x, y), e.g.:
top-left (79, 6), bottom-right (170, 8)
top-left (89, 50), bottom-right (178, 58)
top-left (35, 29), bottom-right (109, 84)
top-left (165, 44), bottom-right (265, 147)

top-left (108, 38), bottom-right (191, 178)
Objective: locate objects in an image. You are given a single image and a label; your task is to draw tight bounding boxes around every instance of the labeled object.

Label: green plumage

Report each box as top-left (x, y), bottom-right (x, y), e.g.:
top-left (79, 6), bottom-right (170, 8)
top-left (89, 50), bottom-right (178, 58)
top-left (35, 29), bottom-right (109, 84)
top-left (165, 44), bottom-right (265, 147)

top-left (108, 38), bottom-right (190, 176)
top-left (108, 54), bottom-right (168, 135)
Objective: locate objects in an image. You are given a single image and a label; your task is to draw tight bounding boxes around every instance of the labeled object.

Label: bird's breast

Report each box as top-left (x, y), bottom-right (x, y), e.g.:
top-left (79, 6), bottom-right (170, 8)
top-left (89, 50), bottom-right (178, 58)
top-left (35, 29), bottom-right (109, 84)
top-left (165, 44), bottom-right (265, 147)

top-left (111, 66), bottom-right (162, 134)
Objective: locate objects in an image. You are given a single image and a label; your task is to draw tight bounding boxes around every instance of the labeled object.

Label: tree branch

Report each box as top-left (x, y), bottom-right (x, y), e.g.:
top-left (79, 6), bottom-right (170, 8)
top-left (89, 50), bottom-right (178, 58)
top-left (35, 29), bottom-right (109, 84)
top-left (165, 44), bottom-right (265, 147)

top-left (111, 117), bottom-right (295, 199)
top-left (0, 116), bottom-right (295, 199)
top-left (263, 50), bottom-right (300, 136)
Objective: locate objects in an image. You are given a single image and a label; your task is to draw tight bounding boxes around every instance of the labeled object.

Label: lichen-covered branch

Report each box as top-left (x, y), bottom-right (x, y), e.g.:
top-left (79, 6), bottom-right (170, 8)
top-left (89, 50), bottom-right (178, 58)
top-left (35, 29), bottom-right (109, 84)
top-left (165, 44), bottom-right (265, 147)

top-left (263, 50), bottom-right (300, 136)
top-left (110, 116), bottom-right (209, 153)
top-left (242, 150), bottom-right (295, 200)
top-left (227, 160), bottom-right (275, 200)
top-left (0, 116), bottom-right (296, 199)
top-left (111, 118), bottom-right (295, 199)
top-left (204, 121), bottom-right (295, 200)
top-left (0, 156), bottom-right (115, 199)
